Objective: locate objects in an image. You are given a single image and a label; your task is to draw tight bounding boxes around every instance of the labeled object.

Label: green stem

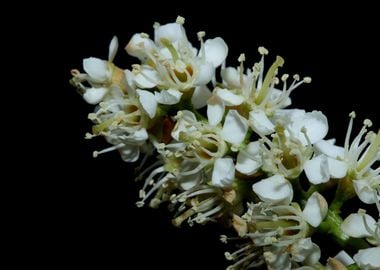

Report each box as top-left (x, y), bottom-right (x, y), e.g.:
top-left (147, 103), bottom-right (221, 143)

top-left (318, 209), bottom-right (370, 252)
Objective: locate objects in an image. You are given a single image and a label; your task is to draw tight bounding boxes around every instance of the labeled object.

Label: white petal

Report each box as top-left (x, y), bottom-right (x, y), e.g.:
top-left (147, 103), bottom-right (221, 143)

top-left (136, 90), bottom-right (157, 118)
top-left (290, 111), bottom-right (329, 145)
top-left (236, 142), bottom-right (262, 175)
top-left (341, 212), bottom-right (376, 238)
top-left (314, 140), bottom-right (345, 159)
top-left (252, 174), bottom-right (293, 204)
top-left (212, 158), bottom-right (235, 188)
top-left (333, 251), bottom-right (355, 266)
top-left (302, 192), bottom-right (328, 227)
top-left (221, 110), bottom-right (248, 145)
top-left (83, 87), bottom-right (108, 104)
top-left (135, 66), bottom-right (159, 89)
top-left (327, 157), bottom-right (348, 179)
top-left (128, 128), bottom-right (148, 142)
top-left (249, 109), bottom-right (275, 135)
top-left (304, 244), bottom-right (321, 266)
top-left (83, 57), bottom-right (109, 82)
top-left (154, 89), bottom-right (182, 105)
top-left (264, 248), bottom-right (291, 270)
top-left (270, 89), bottom-right (291, 107)
top-left (221, 67), bottom-right (241, 88)
top-left (215, 88), bottom-right (244, 106)
top-left (291, 238), bottom-right (314, 262)
top-left (178, 161), bottom-right (203, 190)
top-left (120, 145), bottom-right (140, 162)
top-left (353, 247), bottom-right (380, 270)
top-left (191, 85), bottom-right (212, 109)
top-left (171, 110), bottom-right (197, 141)
top-left (154, 23), bottom-right (187, 44)
top-left (207, 94), bottom-right (224, 126)
top-left (304, 155), bottom-right (330, 184)
top-left (204, 37), bottom-right (228, 67)
top-left (353, 179), bottom-right (380, 204)
top-left (125, 33), bottom-right (156, 59)
top-left (108, 36), bottom-right (118, 62)
top-left (194, 62), bottom-right (214, 85)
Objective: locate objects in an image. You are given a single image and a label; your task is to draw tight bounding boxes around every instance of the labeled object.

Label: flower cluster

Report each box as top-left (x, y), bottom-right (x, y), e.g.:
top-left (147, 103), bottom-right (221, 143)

top-left (71, 16), bottom-right (380, 269)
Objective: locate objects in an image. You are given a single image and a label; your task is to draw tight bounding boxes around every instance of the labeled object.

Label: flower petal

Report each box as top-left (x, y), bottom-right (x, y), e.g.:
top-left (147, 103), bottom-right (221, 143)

top-left (83, 57), bottom-right (109, 82)
top-left (125, 33), bottom-right (155, 60)
top-left (236, 142), bottom-right (262, 175)
top-left (154, 89), bottom-right (182, 105)
top-left (353, 179), bottom-right (380, 204)
top-left (191, 85), bottom-right (212, 109)
top-left (353, 247), bottom-right (380, 270)
top-left (302, 192), bottom-right (328, 227)
top-left (120, 145), bottom-right (140, 162)
top-left (135, 66), bottom-right (159, 89)
top-left (178, 161), bottom-right (203, 190)
top-left (314, 140), bottom-right (345, 159)
top-left (204, 37), bottom-right (228, 67)
top-left (221, 110), bottom-right (248, 145)
top-left (249, 109), bottom-right (275, 135)
top-left (221, 67), bottom-right (241, 88)
top-left (327, 157), bottom-right (348, 179)
top-left (194, 62), bottom-right (214, 85)
top-left (212, 158), bottom-right (235, 188)
top-left (341, 212), bottom-right (376, 238)
top-left (171, 110), bottom-right (197, 141)
top-left (333, 250), bottom-right (355, 266)
top-left (154, 22), bottom-right (187, 44)
top-left (136, 89), bottom-right (157, 118)
top-left (108, 36), bottom-right (118, 62)
top-left (252, 174), bottom-right (293, 204)
top-left (290, 111), bottom-right (329, 145)
top-left (304, 155), bottom-right (330, 184)
top-left (215, 88), bottom-right (244, 106)
top-left (207, 94), bottom-right (224, 126)
top-left (83, 87), bottom-right (108, 104)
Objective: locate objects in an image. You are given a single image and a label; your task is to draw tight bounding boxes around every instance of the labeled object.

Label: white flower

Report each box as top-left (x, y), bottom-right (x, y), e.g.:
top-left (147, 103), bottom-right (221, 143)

top-left (71, 36), bottom-right (128, 105)
top-left (353, 247), bottom-right (380, 270)
top-left (260, 122), bottom-right (313, 179)
top-left (341, 209), bottom-right (379, 245)
top-left (252, 174), bottom-right (293, 205)
top-left (125, 17), bottom-right (228, 106)
top-left (220, 110), bottom-right (248, 146)
top-left (307, 112), bottom-right (380, 204)
top-left (206, 49), bottom-right (312, 133)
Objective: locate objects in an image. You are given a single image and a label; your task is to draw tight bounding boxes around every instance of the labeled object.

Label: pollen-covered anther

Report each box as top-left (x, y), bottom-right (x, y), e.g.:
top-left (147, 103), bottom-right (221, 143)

top-left (140, 32), bottom-right (149, 38)
top-left (153, 22), bottom-right (160, 29)
top-left (197, 31), bottom-right (206, 40)
top-left (225, 252), bottom-right (234, 261)
top-left (303, 76), bottom-right (312, 83)
top-left (349, 111), bottom-right (356, 118)
top-left (364, 119), bottom-right (373, 127)
top-left (281, 74), bottom-right (289, 82)
top-left (293, 74), bottom-right (300, 81)
top-left (258, 46), bottom-right (269, 55)
top-left (238, 53), bottom-right (246, 62)
top-left (176, 16), bottom-right (185, 24)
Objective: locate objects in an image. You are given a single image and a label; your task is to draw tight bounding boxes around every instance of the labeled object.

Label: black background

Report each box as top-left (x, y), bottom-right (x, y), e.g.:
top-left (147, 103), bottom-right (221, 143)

top-left (61, 3), bottom-right (379, 269)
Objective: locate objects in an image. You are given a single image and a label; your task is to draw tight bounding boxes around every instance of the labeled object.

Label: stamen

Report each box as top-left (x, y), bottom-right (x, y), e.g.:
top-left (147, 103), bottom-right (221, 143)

top-left (93, 143), bottom-right (125, 158)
